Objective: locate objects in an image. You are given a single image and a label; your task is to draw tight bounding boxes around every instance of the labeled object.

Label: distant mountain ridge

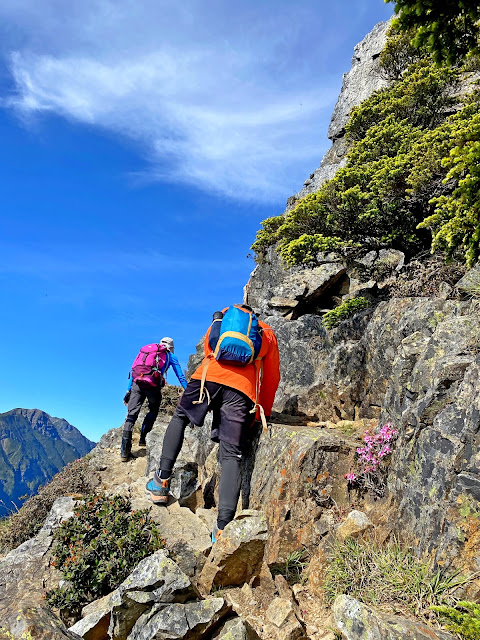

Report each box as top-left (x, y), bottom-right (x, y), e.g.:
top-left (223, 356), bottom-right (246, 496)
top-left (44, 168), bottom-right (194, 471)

top-left (0, 408), bottom-right (95, 512)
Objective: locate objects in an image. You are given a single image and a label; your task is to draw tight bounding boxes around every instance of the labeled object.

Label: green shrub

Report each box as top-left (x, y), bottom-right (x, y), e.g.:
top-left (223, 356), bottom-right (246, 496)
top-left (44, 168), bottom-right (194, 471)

top-left (324, 535), bottom-right (472, 620)
top-left (46, 494), bottom-right (164, 620)
top-left (386, 0), bottom-right (480, 65)
top-left (251, 25), bottom-right (480, 269)
top-left (0, 457), bottom-right (97, 554)
top-left (379, 24), bottom-right (420, 81)
top-left (322, 297), bottom-right (371, 329)
top-left (280, 234), bottom-right (357, 266)
top-left (251, 55), bottom-right (463, 266)
top-left (419, 93), bottom-right (480, 267)
top-left (271, 549), bottom-right (310, 585)
top-left (431, 601), bottom-right (480, 639)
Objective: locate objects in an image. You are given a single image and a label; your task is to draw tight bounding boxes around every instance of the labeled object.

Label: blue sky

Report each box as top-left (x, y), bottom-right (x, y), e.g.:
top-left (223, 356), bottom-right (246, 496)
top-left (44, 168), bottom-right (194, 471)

top-left (0, 0), bottom-right (393, 442)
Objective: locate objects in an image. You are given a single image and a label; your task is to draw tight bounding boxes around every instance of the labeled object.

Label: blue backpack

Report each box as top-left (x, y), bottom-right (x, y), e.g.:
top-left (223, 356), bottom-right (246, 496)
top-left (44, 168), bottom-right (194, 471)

top-left (208, 305), bottom-right (262, 365)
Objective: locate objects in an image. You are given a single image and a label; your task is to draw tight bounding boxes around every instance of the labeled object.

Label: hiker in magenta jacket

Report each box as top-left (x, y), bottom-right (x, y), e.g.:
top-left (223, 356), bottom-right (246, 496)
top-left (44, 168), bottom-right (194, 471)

top-left (121, 337), bottom-right (187, 461)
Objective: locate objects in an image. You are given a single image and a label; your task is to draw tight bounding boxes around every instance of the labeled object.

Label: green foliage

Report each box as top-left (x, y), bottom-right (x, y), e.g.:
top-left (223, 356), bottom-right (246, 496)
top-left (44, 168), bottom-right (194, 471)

top-left (431, 601), bottom-right (480, 639)
top-left (386, 0), bottom-right (480, 65)
top-left (271, 549), bottom-right (310, 585)
top-left (322, 297), bottom-right (371, 329)
top-left (280, 234), bottom-right (357, 266)
top-left (324, 535), bottom-right (472, 620)
top-left (0, 457), bottom-right (97, 554)
top-left (252, 53), bottom-right (467, 266)
top-left (347, 58), bottom-right (457, 140)
top-left (379, 24), bottom-right (420, 81)
top-left (46, 494), bottom-right (164, 619)
top-left (250, 215), bottom-right (285, 260)
top-left (419, 93), bottom-right (480, 266)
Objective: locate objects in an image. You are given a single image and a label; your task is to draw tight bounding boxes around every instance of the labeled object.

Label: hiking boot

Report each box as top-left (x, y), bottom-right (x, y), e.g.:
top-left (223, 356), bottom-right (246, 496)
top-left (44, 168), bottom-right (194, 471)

top-left (211, 523), bottom-right (223, 544)
top-left (146, 476), bottom-right (170, 505)
top-left (138, 425), bottom-right (148, 447)
top-left (120, 433), bottom-right (132, 462)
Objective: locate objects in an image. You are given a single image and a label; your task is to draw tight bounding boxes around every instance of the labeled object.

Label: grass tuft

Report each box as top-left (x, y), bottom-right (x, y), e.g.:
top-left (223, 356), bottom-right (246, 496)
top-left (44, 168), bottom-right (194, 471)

top-left (323, 534), bottom-right (475, 622)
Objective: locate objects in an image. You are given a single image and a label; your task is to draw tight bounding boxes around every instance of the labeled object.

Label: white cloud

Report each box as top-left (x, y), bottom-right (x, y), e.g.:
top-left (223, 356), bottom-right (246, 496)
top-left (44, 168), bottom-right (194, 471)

top-left (0, 0), bottom-right (350, 202)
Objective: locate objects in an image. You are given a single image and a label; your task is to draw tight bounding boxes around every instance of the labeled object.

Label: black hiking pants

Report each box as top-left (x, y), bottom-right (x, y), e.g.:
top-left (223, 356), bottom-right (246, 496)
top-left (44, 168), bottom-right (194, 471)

top-left (157, 379), bottom-right (253, 529)
top-left (123, 381), bottom-right (162, 436)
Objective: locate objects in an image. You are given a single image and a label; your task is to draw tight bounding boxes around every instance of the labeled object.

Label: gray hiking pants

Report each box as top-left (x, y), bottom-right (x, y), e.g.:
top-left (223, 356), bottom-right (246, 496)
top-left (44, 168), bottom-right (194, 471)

top-left (123, 381), bottom-right (162, 435)
top-left (158, 380), bottom-right (252, 528)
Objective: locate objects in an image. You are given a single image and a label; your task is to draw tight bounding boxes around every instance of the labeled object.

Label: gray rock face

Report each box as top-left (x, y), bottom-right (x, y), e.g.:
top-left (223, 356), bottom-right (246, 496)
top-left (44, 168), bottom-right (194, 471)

top-left (249, 247), bottom-right (480, 573)
top-left (328, 21), bottom-right (391, 141)
top-left (198, 511), bottom-right (268, 592)
top-left (378, 301), bottom-right (480, 570)
top-left (213, 617), bottom-right (260, 640)
top-left (40, 496), bottom-right (77, 532)
top-left (245, 250), bottom-right (410, 419)
top-left (333, 595), bottom-right (456, 640)
top-left (290, 20), bottom-right (391, 204)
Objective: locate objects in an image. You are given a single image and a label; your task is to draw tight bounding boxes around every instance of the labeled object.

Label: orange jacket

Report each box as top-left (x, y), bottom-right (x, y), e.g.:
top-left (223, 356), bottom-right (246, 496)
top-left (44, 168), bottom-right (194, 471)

top-left (191, 318), bottom-right (281, 416)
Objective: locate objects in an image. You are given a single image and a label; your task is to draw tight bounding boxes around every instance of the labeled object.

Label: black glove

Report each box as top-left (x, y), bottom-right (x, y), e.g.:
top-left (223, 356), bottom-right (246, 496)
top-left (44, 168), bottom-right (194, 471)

top-left (123, 391), bottom-right (131, 405)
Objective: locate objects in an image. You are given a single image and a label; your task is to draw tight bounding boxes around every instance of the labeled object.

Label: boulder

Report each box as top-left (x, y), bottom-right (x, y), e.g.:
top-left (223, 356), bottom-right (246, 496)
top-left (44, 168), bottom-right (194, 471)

top-left (212, 617), bottom-right (260, 640)
top-left (265, 598), bottom-right (305, 640)
top-left (333, 594), bottom-right (456, 640)
top-left (108, 549), bottom-right (195, 639)
top-left (127, 598), bottom-right (229, 640)
top-left (225, 583), bottom-right (306, 640)
top-left (198, 511), bottom-right (268, 592)
top-left (129, 497), bottom-right (212, 555)
top-left (0, 497), bottom-right (80, 638)
top-left (336, 511), bottom-right (373, 542)
top-left (69, 594), bottom-right (112, 640)
top-left (0, 605), bottom-right (82, 640)
top-left (455, 261), bottom-right (480, 294)
top-left (40, 496), bottom-right (77, 532)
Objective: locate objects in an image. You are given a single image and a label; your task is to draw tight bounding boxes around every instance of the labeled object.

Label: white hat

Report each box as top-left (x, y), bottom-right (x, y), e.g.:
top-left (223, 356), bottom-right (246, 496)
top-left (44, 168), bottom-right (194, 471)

top-left (160, 337), bottom-right (174, 353)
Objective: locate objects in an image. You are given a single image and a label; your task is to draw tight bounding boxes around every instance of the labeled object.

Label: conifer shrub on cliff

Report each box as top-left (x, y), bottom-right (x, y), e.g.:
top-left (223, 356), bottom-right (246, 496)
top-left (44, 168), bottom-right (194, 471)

top-left (387, 0), bottom-right (480, 65)
top-left (46, 494), bottom-right (164, 621)
top-left (252, 26), bottom-right (480, 268)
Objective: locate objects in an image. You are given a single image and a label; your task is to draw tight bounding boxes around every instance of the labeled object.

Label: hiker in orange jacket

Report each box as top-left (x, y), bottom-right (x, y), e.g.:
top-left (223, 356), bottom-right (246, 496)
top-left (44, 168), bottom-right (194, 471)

top-left (146, 304), bottom-right (280, 542)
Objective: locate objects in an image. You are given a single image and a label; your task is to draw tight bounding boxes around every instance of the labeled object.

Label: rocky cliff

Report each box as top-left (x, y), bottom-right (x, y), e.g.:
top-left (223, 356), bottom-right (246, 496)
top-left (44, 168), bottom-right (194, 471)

top-left (0, 408), bottom-right (95, 511)
top-left (242, 15), bottom-right (480, 579)
top-left (286, 20), bottom-right (390, 209)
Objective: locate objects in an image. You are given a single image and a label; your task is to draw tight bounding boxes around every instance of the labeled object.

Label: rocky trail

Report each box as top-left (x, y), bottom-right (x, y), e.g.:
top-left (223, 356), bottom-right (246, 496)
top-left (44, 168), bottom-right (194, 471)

top-left (0, 415), bottom-right (460, 640)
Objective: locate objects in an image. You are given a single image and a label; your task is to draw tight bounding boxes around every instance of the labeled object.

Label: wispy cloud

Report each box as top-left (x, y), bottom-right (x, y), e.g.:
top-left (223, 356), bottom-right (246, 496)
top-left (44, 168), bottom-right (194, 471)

top-left (0, 243), bottom-right (249, 277)
top-left (0, 0), bottom-right (343, 202)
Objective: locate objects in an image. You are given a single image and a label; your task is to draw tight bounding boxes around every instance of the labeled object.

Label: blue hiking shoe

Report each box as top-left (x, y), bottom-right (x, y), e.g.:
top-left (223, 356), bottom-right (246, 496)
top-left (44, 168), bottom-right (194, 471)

top-left (211, 523), bottom-right (223, 544)
top-left (146, 476), bottom-right (170, 505)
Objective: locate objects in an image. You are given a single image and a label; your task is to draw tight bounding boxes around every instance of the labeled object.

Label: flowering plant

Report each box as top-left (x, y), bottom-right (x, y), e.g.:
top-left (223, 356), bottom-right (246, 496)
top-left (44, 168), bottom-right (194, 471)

top-left (345, 422), bottom-right (397, 496)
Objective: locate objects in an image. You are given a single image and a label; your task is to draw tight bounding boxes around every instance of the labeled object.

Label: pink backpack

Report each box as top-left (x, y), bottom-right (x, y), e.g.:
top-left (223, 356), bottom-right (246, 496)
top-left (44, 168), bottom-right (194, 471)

top-left (131, 344), bottom-right (168, 387)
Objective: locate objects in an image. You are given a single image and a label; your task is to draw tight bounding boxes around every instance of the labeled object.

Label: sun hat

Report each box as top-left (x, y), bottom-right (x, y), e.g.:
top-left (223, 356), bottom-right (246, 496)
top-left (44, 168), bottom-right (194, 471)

top-left (160, 337), bottom-right (174, 353)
